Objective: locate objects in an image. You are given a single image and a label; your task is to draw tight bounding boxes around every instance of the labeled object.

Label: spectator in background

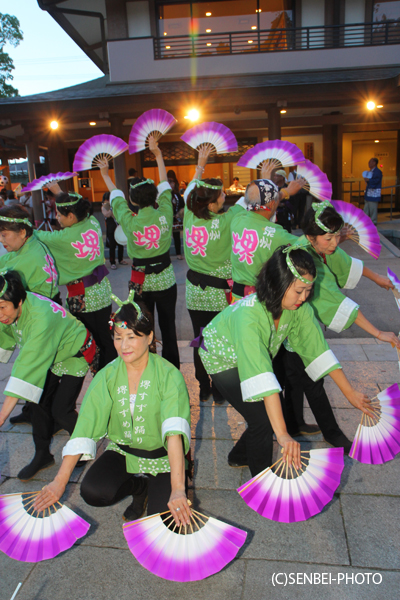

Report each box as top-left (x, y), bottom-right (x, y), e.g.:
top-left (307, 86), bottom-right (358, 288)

top-left (5, 190), bottom-right (19, 207)
top-left (227, 177), bottom-right (245, 193)
top-left (288, 169), bottom-right (308, 229)
top-left (273, 169), bottom-right (294, 233)
top-left (101, 191), bottom-right (127, 270)
top-left (0, 189), bottom-right (6, 207)
top-left (363, 158), bottom-right (382, 225)
top-left (43, 190), bottom-right (58, 228)
top-left (19, 190), bottom-right (33, 219)
top-left (179, 180), bottom-right (188, 195)
top-left (167, 170), bottom-right (185, 259)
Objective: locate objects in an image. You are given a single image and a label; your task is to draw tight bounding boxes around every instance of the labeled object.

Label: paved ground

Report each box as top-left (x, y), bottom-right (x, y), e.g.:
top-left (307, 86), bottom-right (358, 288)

top-left (1, 226), bottom-right (400, 599)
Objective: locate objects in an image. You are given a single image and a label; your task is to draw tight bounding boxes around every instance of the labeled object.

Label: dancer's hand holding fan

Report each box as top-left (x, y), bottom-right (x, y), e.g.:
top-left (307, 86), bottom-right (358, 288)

top-left (181, 122), bottom-right (238, 155)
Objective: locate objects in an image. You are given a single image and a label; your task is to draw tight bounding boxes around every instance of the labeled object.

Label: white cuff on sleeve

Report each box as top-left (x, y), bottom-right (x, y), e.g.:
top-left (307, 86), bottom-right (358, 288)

top-left (343, 258), bottom-right (363, 289)
top-left (0, 347), bottom-right (14, 363)
top-left (157, 181), bottom-right (172, 194)
top-left (62, 437), bottom-right (97, 461)
top-left (5, 377), bottom-right (42, 404)
top-left (328, 297), bottom-right (359, 333)
top-left (241, 372), bottom-right (282, 401)
top-left (110, 189), bottom-right (125, 206)
top-left (162, 417), bottom-right (191, 444)
top-left (305, 350), bottom-right (340, 381)
top-left (235, 196), bottom-right (247, 208)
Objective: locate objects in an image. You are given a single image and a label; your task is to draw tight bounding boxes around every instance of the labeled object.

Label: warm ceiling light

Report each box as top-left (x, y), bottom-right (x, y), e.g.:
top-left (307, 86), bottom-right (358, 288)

top-left (248, 40), bottom-right (253, 44)
top-left (377, 104), bottom-right (383, 108)
top-left (206, 28), bottom-right (211, 32)
top-left (50, 120), bottom-right (59, 130)
top-left (206, 43), bottom-right (212, 46)
top-left (166, 45), bottom-right (171, 49)
top-left (89, 121), bottom-right (96, 126)
top-left (186, 109), bottom-right (200, 121)
top-left (375, 140), bottom-right (380, 143)
top-left (251, 25), bottom-right (257, 29)
top-left (206, 12), bottom-right (212, 16)
top-left (367, 101), bottom-right (376, 110)
top-left (280, 109), bottom-right (287, 114)
top-left (256, 9), bottom-right (262, 12)
top-left (164, 32), bottom-right (167, 35)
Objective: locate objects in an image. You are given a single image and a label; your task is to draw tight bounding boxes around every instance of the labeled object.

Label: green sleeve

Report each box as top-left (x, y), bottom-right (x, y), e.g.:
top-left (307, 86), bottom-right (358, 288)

top-left (156, 186), bottom-right (174, 227)
top-left (287, 303), bottom-right (341, 381)
top-left (0, 325), bottom-right (16, 363)
top-left (160, 368), bottom-right (191, 454)
top-left (326, 247), bottom-right (364, 290)
top-left (34, 228), bottom-right (68, 253)
top-left (310, 259), bottom-right (360, 333)
top-left (110, 193), bottom-right (137, 238)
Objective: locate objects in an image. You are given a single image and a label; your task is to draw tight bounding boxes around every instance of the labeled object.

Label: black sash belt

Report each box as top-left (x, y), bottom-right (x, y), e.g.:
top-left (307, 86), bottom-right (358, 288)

top-left (132, 250), bottom-right (171, 275)
top-left (117, 444), bottom-right (168, 459)
top-left (187, 269), bottom-right (229, 291)
top-left (232, 282), bottom-right (246, 297)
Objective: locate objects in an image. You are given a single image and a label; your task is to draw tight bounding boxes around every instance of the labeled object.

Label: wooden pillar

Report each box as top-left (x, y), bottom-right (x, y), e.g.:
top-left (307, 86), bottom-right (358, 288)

top-left (323, 124), bottom-right (343, 199)
top-left (47, 141), bottom-right (70, 180)
top-left (105, 0), bottom-right (128, 38)
top-left (109, 115), bottom-right (128, 198)
top-left (267, 106), bottom-right (281, 141)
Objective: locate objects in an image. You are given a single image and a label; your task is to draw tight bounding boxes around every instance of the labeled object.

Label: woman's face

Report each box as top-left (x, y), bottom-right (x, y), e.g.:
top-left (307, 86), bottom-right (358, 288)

top-left (281, 275), bottom-right (314, 311)
top-left (0, 228), bottom-right (27, 252)
top-left (0, 298), bottom-right (22, 325)
top-left (307, 232), bottom-right (340, 255)
top-left (113, 325), bottom-right (153, 366)
top-left (56, 210), bottom-right (78, 228)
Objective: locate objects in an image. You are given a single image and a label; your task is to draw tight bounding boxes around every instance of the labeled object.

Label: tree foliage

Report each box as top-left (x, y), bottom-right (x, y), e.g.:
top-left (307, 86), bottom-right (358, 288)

top-left (0, 13), bottom-right (23, 98)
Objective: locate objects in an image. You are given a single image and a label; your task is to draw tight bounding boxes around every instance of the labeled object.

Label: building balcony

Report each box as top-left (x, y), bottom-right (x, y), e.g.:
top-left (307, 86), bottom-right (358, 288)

top-left (108, 21), bottom-right (400, 84)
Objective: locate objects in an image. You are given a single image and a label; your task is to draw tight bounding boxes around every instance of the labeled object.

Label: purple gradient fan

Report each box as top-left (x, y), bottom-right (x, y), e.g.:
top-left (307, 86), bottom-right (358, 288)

top-left (181, 122), bottom-right (238, 154)
top-left (350, 384), bottom-right (400, 464)
top-left (23, 172), bottom-right (77, 193)
top-left (388, 267), bottom-right (400, 314)
top-left (73, 134), bottom-right (128, 171)
top-left (129, 109), bottom-right (177, 154)
top-left (237, 140), bottom-right (305, 169)
top-left (296, 160), bottom-right (332, 201)
top-left (0, 492), bottom-right (90, 562)
top-left (238, 448), bottom-right (344, 523)
top-left (331, 199), bottom-right (381, 259)
top-left (123, 508), bottom-right (246, 581)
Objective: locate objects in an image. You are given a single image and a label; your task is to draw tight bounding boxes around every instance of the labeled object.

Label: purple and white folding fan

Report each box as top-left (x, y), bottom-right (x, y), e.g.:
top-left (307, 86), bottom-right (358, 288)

top-left (388, 268), bottom-right (400, 312)
top-left (23, 172), bottom-right (77, 193)
top-left (129, 109), bottom-right (177, 154)
top-left (73, 134), bottom-right (128, 171)
top-left (350, 383), bottom-right (400, 464)
top-left (296, 160), bottom-right (332, 201)
top-left (0, 491), bottom-right (90, 562)
top-left (331, 200), bottom-right (381, 259)
top-left (123, 508), bottom-right (246, 581)
top-left (237, 140), bottom-right (305, 170)
top-left (181, 122), bottom-right (238, 154)
top-left (237, 448), bottom-right (344, 523)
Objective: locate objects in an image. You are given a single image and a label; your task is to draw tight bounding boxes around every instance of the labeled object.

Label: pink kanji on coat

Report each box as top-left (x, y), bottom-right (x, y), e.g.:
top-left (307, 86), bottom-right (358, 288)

top-left (43, 254), bottom-right (58, 285)
top-left (185, 225), bottom-right (209, 257)
top-left (232, 229), bottom-right (259, 265)
top-left (133, 225), bottom-right (161, 250)
top-left (71, 230), bottom-right (100, 261)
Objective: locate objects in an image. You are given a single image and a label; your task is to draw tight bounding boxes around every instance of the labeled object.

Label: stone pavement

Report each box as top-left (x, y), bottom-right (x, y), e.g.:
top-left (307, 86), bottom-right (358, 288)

top-left (1, 237), bottom-right (400, 599)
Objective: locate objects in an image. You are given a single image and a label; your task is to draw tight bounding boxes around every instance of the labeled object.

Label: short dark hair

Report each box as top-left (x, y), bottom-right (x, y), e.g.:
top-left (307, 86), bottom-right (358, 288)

top-left (302, 205), bottom-right (343, 237)
top-left (128, 168), bottom-right (137, 177)
top-left (111, 301), bottom-right (156, 352)
top-left (129, 182), bottom-right (158, 208)
top-left (233, 177), bottom-right (239, 182)
top-left (0, 271), bottom-right (27, 308)
top-left (0, 205), bottom-right (33, 237)
top-left (256, 246), bottom-right (316, 319)
top-left (102, 191), bottom-right (110, 203)
top-left (6, 190), bottom-right (15, 200)
top-left (187, 179), bottom-right (222, 220)
top-left (371, 158), bottom-right (379, 166)
top-left (55, 193), bottom-right (93, 221)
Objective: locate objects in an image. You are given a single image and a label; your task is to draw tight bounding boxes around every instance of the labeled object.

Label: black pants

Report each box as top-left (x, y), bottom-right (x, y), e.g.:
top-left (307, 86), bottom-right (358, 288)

top-left (172, 230), bottom-right (181, 256)
top-left (76, 304), bottom-right (117, 370)
top-left (30, 371), bottom-right (84, 452)
top-left (283, 350), bottom-right (343, 440)
top-left (137, 284), bottom-right (180, 369)
top-left (80, 450), bottom-right (172, 515)
top-left (211, 368), bottom-right (273, 476)
top-left (189, 309), bottom-right (223, 400)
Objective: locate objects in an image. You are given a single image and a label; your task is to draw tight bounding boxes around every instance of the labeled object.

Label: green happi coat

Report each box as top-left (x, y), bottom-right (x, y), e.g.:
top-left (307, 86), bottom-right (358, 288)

top-left (0, 292), bottom-right (88, 404)
top-left (199, 294), bottom-right (341, 401)
top-left (35, 216), bottom-right (111, 313)
top-left (183, 180), bottom-right (245, 311)
top-left (293, 235), bottom-right (363, 333)
top-left (110, 183), bottom-right (175, 292)
top-left (230, 211), bottom-right (296, 289)
top-left (62, 353), bottom-right (191, 476)
top-left (0, 236), bottom-right (59, 298)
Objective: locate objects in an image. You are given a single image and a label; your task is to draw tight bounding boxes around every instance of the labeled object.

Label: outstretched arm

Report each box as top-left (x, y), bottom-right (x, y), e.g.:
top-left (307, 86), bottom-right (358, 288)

top-left (33, 454), bottom-right (81, 511)
top-left (0, 396), bottom-right (19, 427)
top-left (263, 392), bottom-right (301, 469)
top-left (362, 266), bottom-right (393, 290)
top-left (354, 309), bottom-right (400, 348)
top-left (194, 146), bottom-right (212, 180)
top-left (148, 134), bottom-right (167, 183)
top-left (99, 158), bottom-right (117, 192)
top-left (167, 434), bottom-right (192, 526)
top-left (329, 368), bottom-right (374, 417)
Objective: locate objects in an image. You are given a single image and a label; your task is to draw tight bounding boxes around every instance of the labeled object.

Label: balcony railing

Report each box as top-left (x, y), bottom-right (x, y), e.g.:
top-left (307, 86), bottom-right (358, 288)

top-left (154, 20), bottom-right (400, 59)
